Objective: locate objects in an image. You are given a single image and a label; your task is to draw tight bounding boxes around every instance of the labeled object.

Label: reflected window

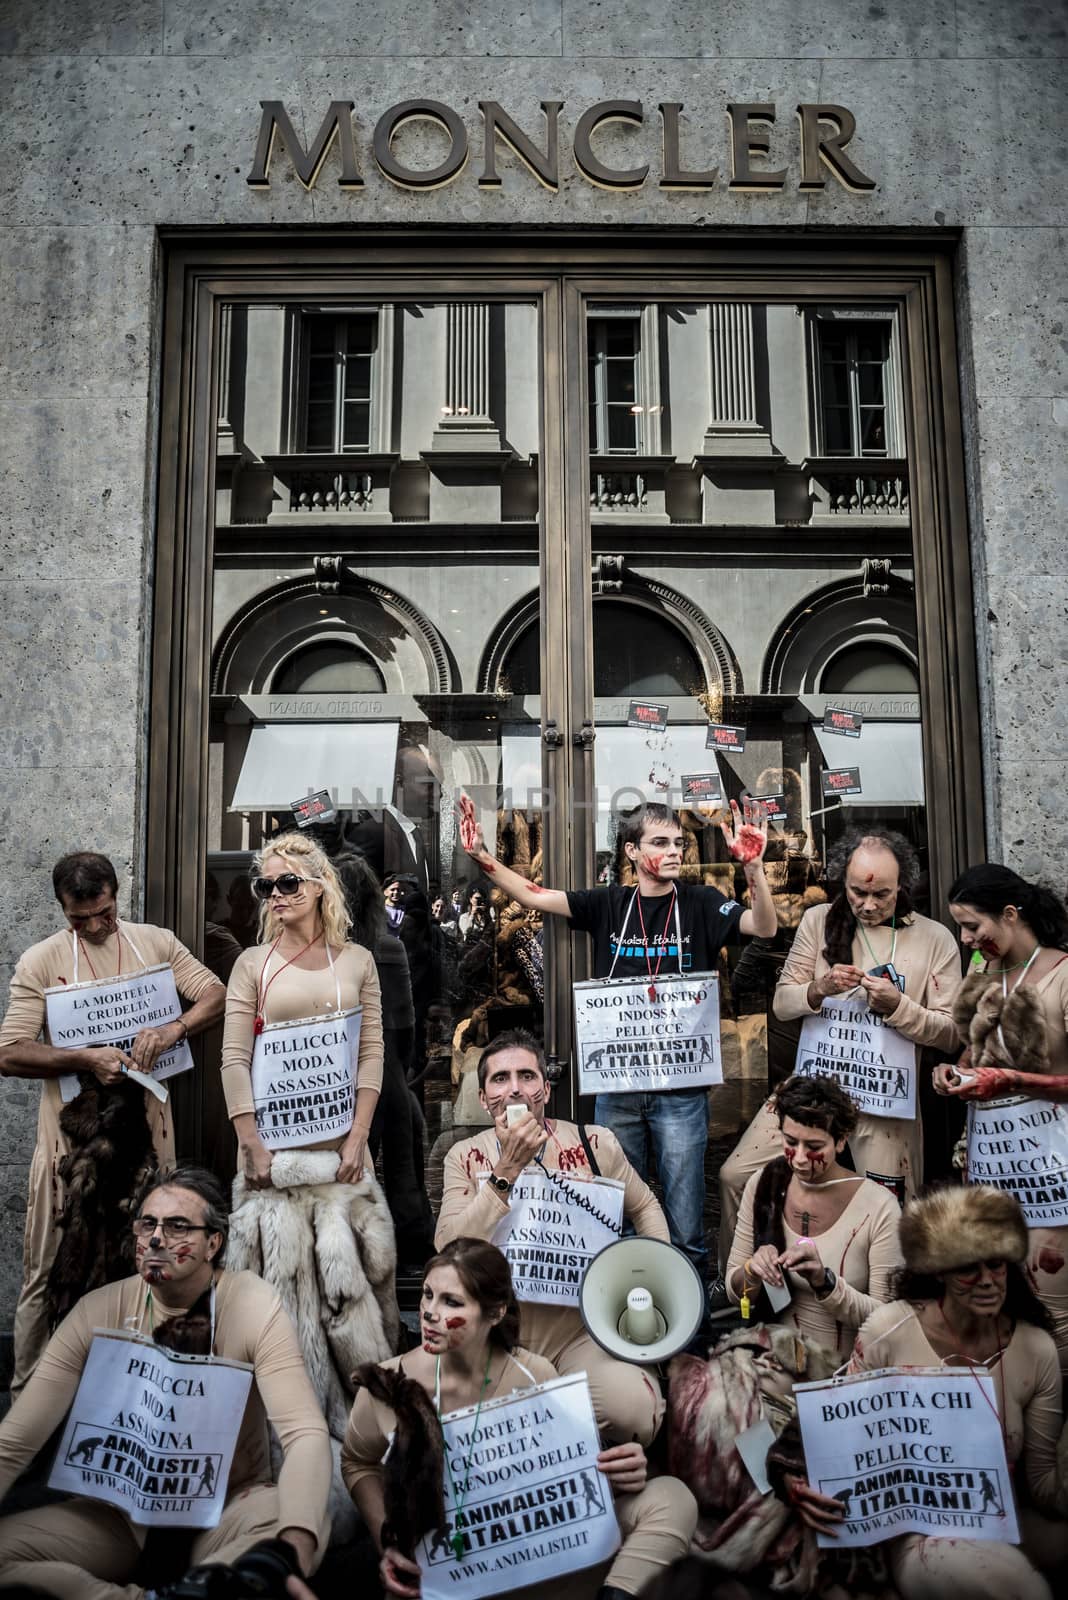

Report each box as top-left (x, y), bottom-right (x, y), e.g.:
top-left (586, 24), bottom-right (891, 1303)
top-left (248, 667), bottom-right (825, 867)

top-left (588, 315), bottom-right (641, 453)
top-left (502, 602), bottom-right (705, 699)
top-left (821, 643), bottom-right (919, 694)
top-left (816, 320), bottom-right (891, 457)
top-left (303, 315), bottom-right (375, 452)
top-left (273, 640), bottom-right (386, 693)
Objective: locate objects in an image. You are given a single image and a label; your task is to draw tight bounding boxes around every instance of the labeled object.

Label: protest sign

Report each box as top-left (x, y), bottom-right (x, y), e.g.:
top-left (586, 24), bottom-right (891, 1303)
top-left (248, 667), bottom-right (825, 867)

top-left (574, 973), bottom-right (721, 1094)
top-left (49, 1330), bottom-right (252, 1529)
top-left (795, 992), bottom-right (916, 1119)
top-left (795, 1366), bottom-right (1018, 1549)
top-left (251, 1007), bottom-right (361, 1149)
top-left (481, 1169), bottom-right (624, 1306)
top-left (417, 1374), bottom-right (619, 1599)
top-left (47, 966), bottom-right (193, 1104)
top-left (967, 1095), bottom-right (1068, 1225)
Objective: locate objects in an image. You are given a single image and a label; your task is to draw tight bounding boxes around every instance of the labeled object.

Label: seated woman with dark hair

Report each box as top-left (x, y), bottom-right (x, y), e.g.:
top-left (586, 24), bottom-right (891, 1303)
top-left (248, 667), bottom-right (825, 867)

top-left (725, 1075), bottom-right (903, 1359)
top-left (341, 1237), bottom-right (696, 1600)
top-left (778, 1185), bottom-right (1068, 1600)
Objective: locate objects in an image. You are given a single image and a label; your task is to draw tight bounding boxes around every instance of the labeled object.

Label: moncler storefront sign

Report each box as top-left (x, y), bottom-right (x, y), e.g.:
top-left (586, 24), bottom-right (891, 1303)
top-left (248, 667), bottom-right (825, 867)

top-left (248, 99), bottom-right (876, 195)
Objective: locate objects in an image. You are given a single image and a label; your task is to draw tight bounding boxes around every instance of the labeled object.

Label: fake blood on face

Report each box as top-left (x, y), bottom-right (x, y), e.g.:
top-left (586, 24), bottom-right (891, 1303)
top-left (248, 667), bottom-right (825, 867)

top-left (444, 1317), bottom-right (467, 1331)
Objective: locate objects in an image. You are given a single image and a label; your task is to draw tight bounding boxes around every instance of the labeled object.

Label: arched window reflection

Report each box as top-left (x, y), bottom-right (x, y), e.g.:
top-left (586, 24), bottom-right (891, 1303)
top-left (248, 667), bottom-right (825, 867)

top-left (502, 601), bottom-right (707, 698)
top-left (273, 639), bottom-right (387, 694)
top-left (820, 642), bottom-right (919, 694)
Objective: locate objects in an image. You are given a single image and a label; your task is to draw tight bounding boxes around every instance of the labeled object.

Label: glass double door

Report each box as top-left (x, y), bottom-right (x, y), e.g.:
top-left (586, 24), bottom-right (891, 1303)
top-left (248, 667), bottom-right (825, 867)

top-left (196, 272), bottom-right (931, 1215)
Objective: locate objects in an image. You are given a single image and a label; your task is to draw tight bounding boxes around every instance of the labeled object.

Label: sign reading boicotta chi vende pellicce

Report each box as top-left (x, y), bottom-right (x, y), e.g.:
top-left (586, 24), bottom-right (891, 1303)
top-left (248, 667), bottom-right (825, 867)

top-left (795, 992), bottom-right (916, 1119)
top-left (795, 1367), bottom-right (1018, 1549)
top-left (574, 972), bottom-right (721, 1095)
top-left (46, 966), bottom-right (194, 1104)
top-left (967, 1095), bottom-right (1068, 1225)
top-left (417, 1374), bottom-right (619, 1599)
top-left (49, 1330), bottom-right (252, 1529)
top-left (481, 1169), bottom-right (624, 1306)
top-left (250, 1008), bottom-right (361, 1148)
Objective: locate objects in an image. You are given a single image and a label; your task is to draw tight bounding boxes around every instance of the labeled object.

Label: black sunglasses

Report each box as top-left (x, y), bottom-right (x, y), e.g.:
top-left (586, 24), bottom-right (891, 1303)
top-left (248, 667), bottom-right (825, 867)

top-left (251, 872), bottom-right (313, 900)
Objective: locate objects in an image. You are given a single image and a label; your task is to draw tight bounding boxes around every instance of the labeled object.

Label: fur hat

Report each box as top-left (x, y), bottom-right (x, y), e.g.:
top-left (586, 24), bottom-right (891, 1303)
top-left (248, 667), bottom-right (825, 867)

top-left (951, 969), bottom-right (1049, 1073)
top-left (900, 1184), bottom-right (1028, 1276)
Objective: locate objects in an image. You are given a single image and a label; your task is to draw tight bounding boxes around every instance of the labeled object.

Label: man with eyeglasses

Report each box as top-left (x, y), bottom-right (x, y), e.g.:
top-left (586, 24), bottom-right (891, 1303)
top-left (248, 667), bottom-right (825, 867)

top-left (0, 1165), bottom-right (331, 1599)
top-left (0, 852), bottom-right (225, 1395)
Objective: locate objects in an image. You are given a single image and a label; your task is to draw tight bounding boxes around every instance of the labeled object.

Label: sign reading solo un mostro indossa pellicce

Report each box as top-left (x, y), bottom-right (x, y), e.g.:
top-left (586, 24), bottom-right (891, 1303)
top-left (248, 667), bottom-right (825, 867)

top-left (247, 99), bottom-right (876, 194)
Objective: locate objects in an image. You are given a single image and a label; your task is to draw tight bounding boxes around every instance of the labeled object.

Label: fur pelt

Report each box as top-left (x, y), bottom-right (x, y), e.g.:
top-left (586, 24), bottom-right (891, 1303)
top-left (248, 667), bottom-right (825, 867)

top-left (152, 1287), bottom-right (213, 1355)
top-left (667, 1324), bottom-right (841, 1594)
top-left (47, 1080), bottom-right (158, 1327)
top-left (900, 1183), bottom-right (1029, 1275)
top-left (352, 1362), bottom-right (447, 1557)
top-left (228, 1150), bottom-right (399, 1438)
top-left (951, 969), bottom-right (1048, 1073)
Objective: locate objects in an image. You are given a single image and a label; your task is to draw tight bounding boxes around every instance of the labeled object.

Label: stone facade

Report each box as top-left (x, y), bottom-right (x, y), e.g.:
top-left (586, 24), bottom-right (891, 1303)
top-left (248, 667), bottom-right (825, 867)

top-left (0, 1), bottom-right (1065, 1336)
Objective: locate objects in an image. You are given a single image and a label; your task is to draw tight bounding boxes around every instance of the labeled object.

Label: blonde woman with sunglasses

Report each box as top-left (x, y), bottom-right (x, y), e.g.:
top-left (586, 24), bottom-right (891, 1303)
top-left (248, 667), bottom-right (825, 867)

top-left (222, 833), bottom-right (384, 1190)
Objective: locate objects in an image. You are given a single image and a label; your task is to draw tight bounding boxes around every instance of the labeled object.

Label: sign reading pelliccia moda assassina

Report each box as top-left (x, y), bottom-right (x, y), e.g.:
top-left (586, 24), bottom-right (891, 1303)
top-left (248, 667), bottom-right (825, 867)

top-left (247, 99), bottom-right (876, 194)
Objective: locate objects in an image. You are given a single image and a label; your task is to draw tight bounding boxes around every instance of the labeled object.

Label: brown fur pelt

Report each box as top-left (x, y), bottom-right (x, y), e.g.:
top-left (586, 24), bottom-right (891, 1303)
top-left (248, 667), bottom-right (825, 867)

top-left (152, 1286), bottom-right (213, 1355)
top-left (47, 1080), bottom-right (158, 1327)
top-left (951, 969), bottom-right (1049, 1072)
top-left (352, 1362), bottom-right (447, 1557)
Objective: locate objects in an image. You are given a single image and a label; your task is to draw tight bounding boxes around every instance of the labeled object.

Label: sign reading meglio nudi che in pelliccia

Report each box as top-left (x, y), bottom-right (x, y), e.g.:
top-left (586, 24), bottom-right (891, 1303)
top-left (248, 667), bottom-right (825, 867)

top-left (46, 965), bottom-right (194, 1104)
top-left (795, 992), bottom-right (916, 1119)
top-left (480, 1169), bottom-right (623, 1306)
top-left (967, 1095), bottom-right (1068, 1225)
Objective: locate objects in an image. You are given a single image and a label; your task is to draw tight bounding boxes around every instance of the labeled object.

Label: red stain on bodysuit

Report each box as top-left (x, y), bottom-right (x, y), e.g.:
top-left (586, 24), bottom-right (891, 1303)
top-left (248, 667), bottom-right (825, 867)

top-left (463, 1148), bottom-right (490, 1183)
top-left (444, 1317), bottom-right (467, 1330)
top-left (557, 1144), bottom-right (590, 1173)
top-left (1037, 1246), bottom-right (1065, 1275)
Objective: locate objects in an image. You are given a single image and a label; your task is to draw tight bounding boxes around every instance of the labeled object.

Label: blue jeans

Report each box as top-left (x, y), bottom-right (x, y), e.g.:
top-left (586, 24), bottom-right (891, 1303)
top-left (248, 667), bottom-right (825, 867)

top-left (594, 1088), bottom-right (709, 1276)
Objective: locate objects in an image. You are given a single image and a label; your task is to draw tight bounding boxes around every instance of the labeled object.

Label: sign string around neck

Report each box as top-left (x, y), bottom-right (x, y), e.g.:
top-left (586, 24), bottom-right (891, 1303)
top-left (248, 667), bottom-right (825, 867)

top-left (254, 931), bottom-right (338, 1035)
top-left (71, 920), bottom-right (148, 985)
top-left (608, 883), bottom-right (682, 1001)
top-left (855, 915), bottom-right (896, 973)
top-left (436, 1346), bottom-right (493, 1559)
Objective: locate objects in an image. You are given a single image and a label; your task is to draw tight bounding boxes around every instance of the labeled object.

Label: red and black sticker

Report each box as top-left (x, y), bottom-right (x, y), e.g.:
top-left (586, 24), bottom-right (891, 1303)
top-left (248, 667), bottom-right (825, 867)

top-left (705, 722), bottom-right (747, 754)
top-left (753, 792), bottom-right (787, 821)
top-left (681, 770), bottom-right (723, 804)
top-left (627, 699), bottom-right (669, 732)
top-left (291, 789), bottom-right (337, 827)
top-left (821, 767), bottom-right (862, 797)
top-left (823, 706), bottom-right (863, 738)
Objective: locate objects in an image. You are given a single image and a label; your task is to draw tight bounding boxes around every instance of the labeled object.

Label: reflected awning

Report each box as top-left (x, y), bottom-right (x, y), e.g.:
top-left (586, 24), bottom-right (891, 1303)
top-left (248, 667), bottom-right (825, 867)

top-left (813, 722), bottom-right (925, 806)
top-left (230, 722), bottom-right (401, 812)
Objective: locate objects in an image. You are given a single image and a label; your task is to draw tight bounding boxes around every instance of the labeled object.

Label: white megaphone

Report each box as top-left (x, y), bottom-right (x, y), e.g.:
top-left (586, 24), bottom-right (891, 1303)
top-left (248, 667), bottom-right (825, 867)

top-left (579, 1237), bottom-right (705, 1364)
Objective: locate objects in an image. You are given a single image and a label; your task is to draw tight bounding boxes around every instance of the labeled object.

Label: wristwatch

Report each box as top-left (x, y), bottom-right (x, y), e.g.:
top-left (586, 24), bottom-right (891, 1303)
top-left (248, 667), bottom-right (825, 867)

top-left (813, 1268), bottom-right (837, 1299)
top-left (487, 1174), bottom-right (513, 1196)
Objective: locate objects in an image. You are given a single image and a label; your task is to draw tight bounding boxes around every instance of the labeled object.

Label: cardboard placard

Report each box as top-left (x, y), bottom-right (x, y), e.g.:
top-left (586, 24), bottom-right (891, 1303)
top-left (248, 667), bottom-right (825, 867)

top-left (795, 1367), bottom-right (1018, 1548)
top-left (417, 1374), bottom-right (619, 1599)
top-left (823, 707), bottom-right (864, 738)
top-left (795, 993), bottom-right (917, 1119)
top-left (481, 1169), bottom-right (624, 1306)
top-left (821, 767), bottom-right (863, 797)
top-left (46, 966), bottom-right (194, 1105)
top-left (291, 789), bottom-right (337, 827)
top-left (574, 972), bottom-right (722, 1095)
top-left (626, 699), bottom-right (669, 732)
top-left (49, 1330), bottom-right (252, 1529)
top-left (681, 770), bottom-right (723, 806)
top-left (250, 1007), bottom-right (361, 1149)
top-left (705, 723), bottom-right (747, 755)
top-left (967, 1096), bottom-right (1068, 1225)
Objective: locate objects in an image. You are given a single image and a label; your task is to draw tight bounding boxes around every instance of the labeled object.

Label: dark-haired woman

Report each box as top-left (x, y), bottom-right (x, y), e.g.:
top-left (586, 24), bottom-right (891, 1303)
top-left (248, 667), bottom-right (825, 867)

top-left (935, 863), bottom-right (1068, 1374)
top-left (720, 829), bottom-right (961, 1249)
top-left (725, 1076), bottom-right (902, 1358)
top-left (781, 1186), bottom-right (1068, 1599)
top-left (341, 1238), bottom-right (697, 1600)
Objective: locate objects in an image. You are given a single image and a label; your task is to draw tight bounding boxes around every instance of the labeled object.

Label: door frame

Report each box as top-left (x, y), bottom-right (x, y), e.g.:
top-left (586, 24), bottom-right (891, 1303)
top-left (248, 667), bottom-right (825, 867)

top-left (149, 229), bottom-right (983, 1115)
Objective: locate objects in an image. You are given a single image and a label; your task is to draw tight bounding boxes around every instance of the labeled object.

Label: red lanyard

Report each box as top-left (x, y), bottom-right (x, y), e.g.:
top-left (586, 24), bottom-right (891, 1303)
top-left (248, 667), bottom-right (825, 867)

top-left (77, 926), bottom-right (124, 983)
top-left (636, 885), bottom-right (677, 1003)
top-left (253, 933), bottom-right (324, 1034)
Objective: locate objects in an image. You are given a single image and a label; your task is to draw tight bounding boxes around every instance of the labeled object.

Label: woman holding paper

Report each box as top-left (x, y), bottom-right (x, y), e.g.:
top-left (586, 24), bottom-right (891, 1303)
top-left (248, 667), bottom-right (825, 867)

top-left (221, 832), bottom-right (383, 1187)
top-left (719, 829), bottom-right (961, 1251)
top-left (342, 1237), bottom-right (697, 1600)
top-left (725, 1075), bottom-right (902, 1358)
top-left (934, 863), bottom-right (1068, 1375)
top-left (777, 1185), bottom-right (1068, 1600)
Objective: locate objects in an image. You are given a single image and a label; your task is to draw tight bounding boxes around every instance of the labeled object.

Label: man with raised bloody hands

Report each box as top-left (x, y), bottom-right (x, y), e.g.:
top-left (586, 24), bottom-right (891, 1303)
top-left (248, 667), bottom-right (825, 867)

top-left (458, 797), bottom-right (776, 1283)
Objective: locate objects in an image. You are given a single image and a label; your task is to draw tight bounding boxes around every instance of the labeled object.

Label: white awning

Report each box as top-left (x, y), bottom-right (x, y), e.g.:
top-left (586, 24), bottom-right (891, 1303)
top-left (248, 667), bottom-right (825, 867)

top-left (230, 722), bottom-right (401, 812)
top-left (813, 722), bottom-right (925, 806)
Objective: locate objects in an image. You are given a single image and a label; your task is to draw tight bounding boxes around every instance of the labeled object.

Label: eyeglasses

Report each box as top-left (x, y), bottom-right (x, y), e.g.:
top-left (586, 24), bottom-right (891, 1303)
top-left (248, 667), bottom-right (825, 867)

top-left (251, 873), bottom-right (317, 900)
top-left (132, 1216), bottom-right (214, 1241)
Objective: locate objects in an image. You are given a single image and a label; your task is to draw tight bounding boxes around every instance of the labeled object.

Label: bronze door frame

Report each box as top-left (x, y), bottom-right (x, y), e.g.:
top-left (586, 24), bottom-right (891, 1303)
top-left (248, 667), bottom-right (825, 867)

top-left (149, 230), bottom-right (982, 1116)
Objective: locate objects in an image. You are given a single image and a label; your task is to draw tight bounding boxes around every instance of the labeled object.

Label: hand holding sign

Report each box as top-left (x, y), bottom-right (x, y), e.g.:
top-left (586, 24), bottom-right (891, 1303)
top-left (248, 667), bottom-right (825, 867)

top-left (815, 964), bottom-right (866, 999)
top-left (129, 1020), bottom-right (185, 1072)
top-left (337, 1127), bottom-right (367, 1184)
top-left (85, 1044), bottom-right (136, 1086)
top-left (380, 1547), bottom-right (421, 1598)
top-left (720, 797), bottom-right (769, 865)
top-left (784, 1475), bottom-right (846, 1537)
top-left (748, 1242), bottom-right (788, 1289)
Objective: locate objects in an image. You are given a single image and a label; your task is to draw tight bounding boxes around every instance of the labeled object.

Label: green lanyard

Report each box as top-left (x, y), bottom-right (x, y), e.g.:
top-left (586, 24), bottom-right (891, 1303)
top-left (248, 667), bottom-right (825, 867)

top-left (857, 915), bottom-right (896, 971)
top-left (438, 1348), bottom-right (493, 1559)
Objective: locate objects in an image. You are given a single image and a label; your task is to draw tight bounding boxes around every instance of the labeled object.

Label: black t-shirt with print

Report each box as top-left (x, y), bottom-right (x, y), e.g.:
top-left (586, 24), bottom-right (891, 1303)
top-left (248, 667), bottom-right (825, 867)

top-left (565, 882), bottom-right (745, 980)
